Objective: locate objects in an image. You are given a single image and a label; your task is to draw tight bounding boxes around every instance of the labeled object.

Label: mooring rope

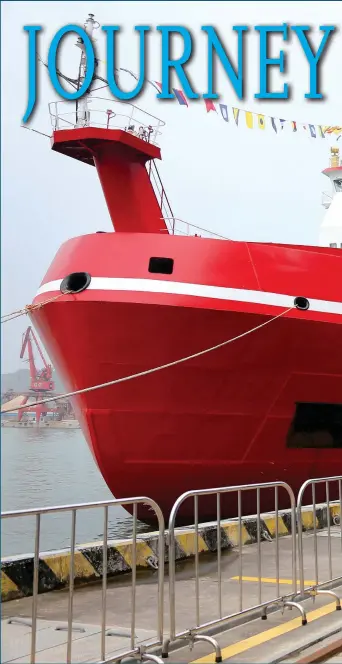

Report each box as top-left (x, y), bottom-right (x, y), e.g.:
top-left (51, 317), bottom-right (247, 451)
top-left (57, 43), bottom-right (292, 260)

top-left (3, 307), bottom-right (293, 413)
top-left (1, 292), bottom-right (71, 324)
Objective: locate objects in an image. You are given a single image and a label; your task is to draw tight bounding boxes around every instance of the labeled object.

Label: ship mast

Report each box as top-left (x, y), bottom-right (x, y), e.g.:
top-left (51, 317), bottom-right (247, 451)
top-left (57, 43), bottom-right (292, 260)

top-left (49, 14), bottom-right (170, 234)
top-left (75, 13), bottom-right (99, 127)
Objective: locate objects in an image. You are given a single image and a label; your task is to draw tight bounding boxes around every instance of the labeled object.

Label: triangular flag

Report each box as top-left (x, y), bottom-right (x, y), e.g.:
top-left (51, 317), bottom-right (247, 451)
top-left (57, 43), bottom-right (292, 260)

top-left (147, 78), bottom-right (163, 93)
top-left (309, 125), bottom-right (316, 138)
top-left (172, 88), bottom-right (188, 106)
top-left (271, 117), bottom-right (278, 133)
top-left (245, 111), bottom-right (254, 129)
top-left (258, 114), bottom-right (265, 130)
top-left (318, 126), bottom-right (325, 138)
top-left (291, 121), bottom-right (297, 132)
top-left (280, 119), bottom-right (286, 130)
top-left (204, 99), bottom-right (217, 113)
top-left (233, 108), bottom-right (240, 125)
top-left (219, 104), bottom-right (229, 122)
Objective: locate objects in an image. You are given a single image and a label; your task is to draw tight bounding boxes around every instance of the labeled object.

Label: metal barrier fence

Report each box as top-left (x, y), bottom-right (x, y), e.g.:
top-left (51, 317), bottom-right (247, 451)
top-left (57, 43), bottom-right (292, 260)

top-left (1, 497), bottom-right (165, 664)
top-left (162, 481), bottom-right (306, 661)
top-left (297, 475), bottom-right (342, 611)
top-left (2, 478), bottom-right (342, 663)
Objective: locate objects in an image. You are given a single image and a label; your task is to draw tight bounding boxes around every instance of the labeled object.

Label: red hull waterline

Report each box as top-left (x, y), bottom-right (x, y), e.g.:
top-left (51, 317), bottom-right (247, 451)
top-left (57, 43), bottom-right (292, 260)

top-left (31, 232), bottom-right (342, 523)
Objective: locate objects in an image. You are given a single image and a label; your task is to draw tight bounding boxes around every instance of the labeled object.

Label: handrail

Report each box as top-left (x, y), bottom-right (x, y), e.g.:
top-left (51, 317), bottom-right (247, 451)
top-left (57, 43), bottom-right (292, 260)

top-left (2, 495), bottom-right (165, 664)
top-left (162, 217), bottom-right (231, 240)
top-left (48, 98), bottom-right (165, 146)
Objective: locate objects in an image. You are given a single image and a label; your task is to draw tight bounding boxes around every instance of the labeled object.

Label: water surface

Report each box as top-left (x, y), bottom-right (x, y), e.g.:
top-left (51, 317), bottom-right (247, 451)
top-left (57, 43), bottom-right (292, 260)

top-left (1, 428), bottom-right (149, 556)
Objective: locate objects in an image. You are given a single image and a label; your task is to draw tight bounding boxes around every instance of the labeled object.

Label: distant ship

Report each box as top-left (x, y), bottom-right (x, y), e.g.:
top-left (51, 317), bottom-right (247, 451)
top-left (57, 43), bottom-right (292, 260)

top-left (30, 15), bottom-right (342, 521)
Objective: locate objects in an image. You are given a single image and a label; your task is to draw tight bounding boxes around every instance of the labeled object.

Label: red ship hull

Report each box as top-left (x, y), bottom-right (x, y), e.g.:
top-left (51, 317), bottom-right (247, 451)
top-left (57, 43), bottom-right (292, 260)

top-left (31, 234), bottom-right (342, 522)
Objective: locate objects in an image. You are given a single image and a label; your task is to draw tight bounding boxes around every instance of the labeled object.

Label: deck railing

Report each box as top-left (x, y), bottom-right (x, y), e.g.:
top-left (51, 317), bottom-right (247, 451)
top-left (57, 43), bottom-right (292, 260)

top-left (161, 217), bottom-right (231, 239)
top-left (49, 98), bottom-right (165, 146)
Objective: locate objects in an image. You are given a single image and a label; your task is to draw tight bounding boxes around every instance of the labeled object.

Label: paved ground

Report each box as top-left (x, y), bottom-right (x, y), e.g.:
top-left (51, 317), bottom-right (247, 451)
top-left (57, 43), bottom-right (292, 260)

top-left (2, 528), bottom-right (342, 663)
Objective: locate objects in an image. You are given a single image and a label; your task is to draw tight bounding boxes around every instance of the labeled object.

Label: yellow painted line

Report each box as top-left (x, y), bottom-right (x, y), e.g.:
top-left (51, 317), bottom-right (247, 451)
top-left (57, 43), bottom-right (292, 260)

top-left (222, 522), bottom-right (250, 546)
top-left (231, 576), bottom-right (316, 586)
top-left (44, 551), bottom-right (98, 582)
top-left (116, 541), bottom-right (156, 568)
top-left (301, 510), bottom-right (318, 530)
top-left (190, 601), bottom-right (336, 663)
top-left (330, 504), bottom-right (341, 519)
top-left (1, 571), bottom-right (19, 597)
top-left (263, 516), bottom-right (289, 537)
top-left (176, 532), bottom-right (209, 556)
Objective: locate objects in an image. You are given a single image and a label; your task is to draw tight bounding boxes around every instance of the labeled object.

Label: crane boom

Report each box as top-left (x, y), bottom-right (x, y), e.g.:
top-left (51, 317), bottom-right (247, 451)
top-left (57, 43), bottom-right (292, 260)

top-left (30, 326), bottom-right (49, 368)
top-left (20, 327), bottom-right (37, 382)
top-left (20, 326), bottom-right (55, 392)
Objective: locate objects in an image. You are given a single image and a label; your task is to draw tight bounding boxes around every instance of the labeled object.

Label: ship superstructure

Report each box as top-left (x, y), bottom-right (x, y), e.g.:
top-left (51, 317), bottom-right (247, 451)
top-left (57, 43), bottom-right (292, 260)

top-left (319, 146), bottom-right (342, 248)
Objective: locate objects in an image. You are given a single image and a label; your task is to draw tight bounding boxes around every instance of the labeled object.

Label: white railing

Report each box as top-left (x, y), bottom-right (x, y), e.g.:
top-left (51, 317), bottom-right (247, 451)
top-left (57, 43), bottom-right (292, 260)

top-left (161, 217), bottom-right (231, 240)
top-left (49, 98), bottom-right (165, 146)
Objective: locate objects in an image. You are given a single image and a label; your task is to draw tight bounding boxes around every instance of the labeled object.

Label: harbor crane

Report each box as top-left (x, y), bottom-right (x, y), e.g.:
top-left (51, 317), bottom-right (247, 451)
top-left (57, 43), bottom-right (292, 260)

top-left (20, 326), bottom-right (55, 392)
top-left (18, 326), bottom-right (56, 423)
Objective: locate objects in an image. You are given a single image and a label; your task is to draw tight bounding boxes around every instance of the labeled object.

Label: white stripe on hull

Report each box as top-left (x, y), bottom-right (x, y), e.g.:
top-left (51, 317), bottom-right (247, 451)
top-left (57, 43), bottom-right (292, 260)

top-left (35, 277), bottom-right (342, 316)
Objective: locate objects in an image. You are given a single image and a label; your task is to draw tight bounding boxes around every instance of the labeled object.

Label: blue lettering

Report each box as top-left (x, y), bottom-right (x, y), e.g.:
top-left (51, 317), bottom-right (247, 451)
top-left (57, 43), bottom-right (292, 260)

top-left (156, 26), bottom-right (198, 99)
top-left (102, 26), bottom-right (149, 100)
top-left (23, 26), bottom-right (42, 123)
top-left (255, 24), bottom-right (289, 99)
top-left (202, 26), bottom-right (248, 99)
top-left (291, 25), bottom-right (335, 99)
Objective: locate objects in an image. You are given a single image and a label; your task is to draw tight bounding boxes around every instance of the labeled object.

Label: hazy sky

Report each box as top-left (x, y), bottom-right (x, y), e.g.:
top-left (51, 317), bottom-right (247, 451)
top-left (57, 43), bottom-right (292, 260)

top-left (1, 1), bottom-right (341, 373)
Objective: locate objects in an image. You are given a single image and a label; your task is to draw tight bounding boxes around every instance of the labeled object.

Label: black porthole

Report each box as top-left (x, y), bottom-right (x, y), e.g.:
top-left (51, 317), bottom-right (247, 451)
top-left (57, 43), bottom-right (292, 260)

top-left (60, 272), bottom-right (91, 294)
top-left (294, 296), bottom-right (310, 311)
top-left (148, 257), bottom-right (174, 275)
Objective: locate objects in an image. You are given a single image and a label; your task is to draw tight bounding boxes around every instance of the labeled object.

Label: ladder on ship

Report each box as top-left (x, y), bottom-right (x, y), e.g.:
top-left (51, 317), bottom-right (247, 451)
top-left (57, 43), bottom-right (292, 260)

top-left (147, 159), bottom-right (176, 234)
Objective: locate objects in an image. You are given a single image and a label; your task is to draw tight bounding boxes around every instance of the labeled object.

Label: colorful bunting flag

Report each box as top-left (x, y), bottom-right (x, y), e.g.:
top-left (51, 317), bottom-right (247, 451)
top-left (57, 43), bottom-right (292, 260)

top-left (322, 126), bottom-right (342, 134)
top-left (172, 88), bottom-right (188, 106)
top-left (219, 104), bottom-right (229, 122)
top-left (145, 78), bottom-right (339, 142)
top-left (245, 111), bottom-right (254, 129)
top-left (147, 78), bottom-right (163, 93)
top-left (271, 118), bottom-right (278, 133)
top-left (258, 115), bottom-right (265, 130)
top-left (233, 108), bottom-right (240, 125)
top-left (204, 99), bottom-right (217, 113)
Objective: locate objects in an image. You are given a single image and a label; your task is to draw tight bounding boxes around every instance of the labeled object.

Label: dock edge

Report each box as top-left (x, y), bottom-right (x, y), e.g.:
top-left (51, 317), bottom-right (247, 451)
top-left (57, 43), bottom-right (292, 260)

top-left (1, 502), bottom-right (340, 602)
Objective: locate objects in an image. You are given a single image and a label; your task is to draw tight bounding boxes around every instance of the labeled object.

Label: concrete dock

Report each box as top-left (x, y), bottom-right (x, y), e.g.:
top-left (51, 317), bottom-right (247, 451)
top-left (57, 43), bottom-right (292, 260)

top-left (2, 525), bottom-right (341, 663)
